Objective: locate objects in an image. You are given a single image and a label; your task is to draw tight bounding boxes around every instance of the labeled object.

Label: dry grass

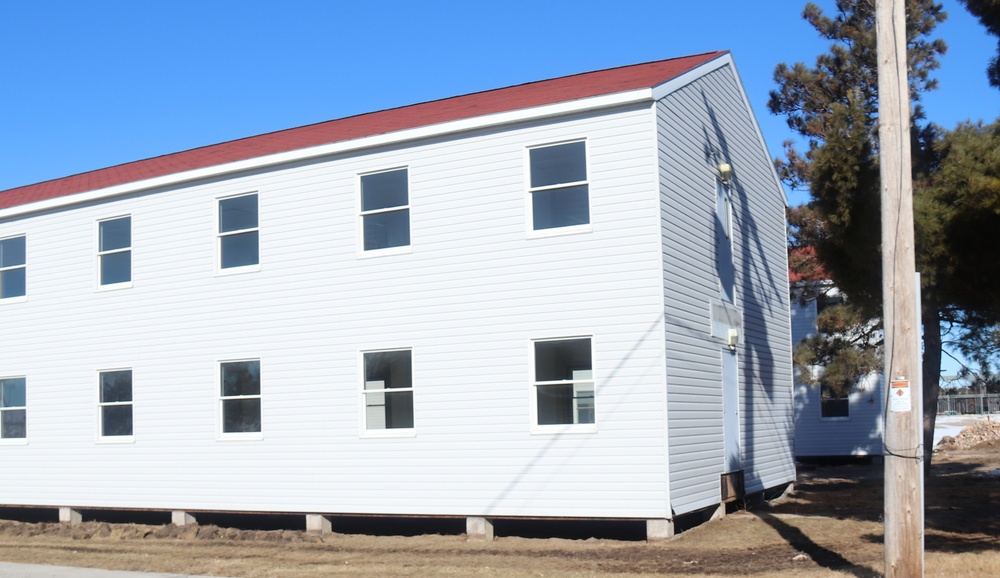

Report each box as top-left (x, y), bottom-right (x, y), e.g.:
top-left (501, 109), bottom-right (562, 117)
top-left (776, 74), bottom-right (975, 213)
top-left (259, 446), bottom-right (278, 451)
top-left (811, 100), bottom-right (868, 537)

top-left (0, 447), bottom-right (997, 577)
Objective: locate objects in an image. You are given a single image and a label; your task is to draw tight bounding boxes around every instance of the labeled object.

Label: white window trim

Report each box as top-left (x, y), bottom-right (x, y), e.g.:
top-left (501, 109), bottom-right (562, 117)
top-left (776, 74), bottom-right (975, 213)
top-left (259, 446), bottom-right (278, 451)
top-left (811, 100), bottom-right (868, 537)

top-left (217, 358), bottom-right (263, 441)
top-left (96, 215), bottom-right (134, 291)
top-left (529, 335), bottom-right (598, 434)
top-left (96, 367), bottom-right (135, 444)
top-left (525, 139), bottom-right (593, 239)
top-left (0, 234), bottom-right (27, 304)
top-left (0, 374), bottom-right (28, 445)
top-left (357, 167), bottom-right (412, 259)
top-left (216, 192), bottom-right (261, 275)
top-left (359, 347), bottom-right (416, 438)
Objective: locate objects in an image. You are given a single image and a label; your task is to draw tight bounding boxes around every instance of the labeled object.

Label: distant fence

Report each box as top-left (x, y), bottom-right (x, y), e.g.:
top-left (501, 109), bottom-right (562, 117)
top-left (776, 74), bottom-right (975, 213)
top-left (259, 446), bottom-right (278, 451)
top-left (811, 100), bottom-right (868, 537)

top-left (938, 393), bottom-right (1000, 415)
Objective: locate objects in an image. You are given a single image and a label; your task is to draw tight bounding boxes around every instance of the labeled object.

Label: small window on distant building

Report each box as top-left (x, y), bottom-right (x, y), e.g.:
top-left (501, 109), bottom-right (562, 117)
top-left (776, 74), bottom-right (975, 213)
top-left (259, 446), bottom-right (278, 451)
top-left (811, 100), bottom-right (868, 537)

top-left (363, 349), bottom-right (414, 431)
top-left (99, 369), bottom-right (133, 438)
top-left (220, 360), bottom-right (261, 435)
top-left (218, 194), bottom-right (259, 270)
top-left (0, 376), bottom-right (26, 439)
top-left (533, 337), bottom-right (595, 426)
top-left (98, 216), bottom-right (132, 287)
top-left (0, 235), bottom-right (27, 300)
top-left (360, 168), bottom-right (410, 252)
top-left (528, 141), bottom-right (590, 232)
top-left (820, 384), bottom-right (849, 418)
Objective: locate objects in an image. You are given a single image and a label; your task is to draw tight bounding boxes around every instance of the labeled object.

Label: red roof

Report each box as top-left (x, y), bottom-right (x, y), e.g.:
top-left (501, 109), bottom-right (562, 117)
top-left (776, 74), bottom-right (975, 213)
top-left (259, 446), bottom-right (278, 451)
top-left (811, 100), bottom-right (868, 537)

top-left (788, 246), bottom-right (828, 283)
top-left (0, 51), bottom-right (726, 211)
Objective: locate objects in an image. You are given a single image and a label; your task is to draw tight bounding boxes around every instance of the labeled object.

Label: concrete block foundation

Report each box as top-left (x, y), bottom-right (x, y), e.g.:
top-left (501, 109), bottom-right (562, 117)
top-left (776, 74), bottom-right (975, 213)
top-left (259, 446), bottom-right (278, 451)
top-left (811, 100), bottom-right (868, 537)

top-left (466, 516), bottom-right (494, 541)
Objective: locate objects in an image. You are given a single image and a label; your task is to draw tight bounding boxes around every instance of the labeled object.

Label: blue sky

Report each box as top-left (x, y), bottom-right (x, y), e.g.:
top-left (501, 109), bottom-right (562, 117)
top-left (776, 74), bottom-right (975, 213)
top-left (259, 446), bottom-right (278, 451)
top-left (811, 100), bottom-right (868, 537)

top-left (1, 0), bottom-right (995, 199)
top-left (0, 0), bottom-right (996, 371)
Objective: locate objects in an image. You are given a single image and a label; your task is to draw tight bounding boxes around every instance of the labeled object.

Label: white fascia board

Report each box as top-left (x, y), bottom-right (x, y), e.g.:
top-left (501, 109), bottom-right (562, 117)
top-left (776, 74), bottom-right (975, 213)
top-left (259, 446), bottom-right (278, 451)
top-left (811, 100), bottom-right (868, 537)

top-left (650, 52), bottom-right (731, 101)
top-left (0, 88), bottom-right (654, 220)
top-left (653, 52), bottom-right (787, 206)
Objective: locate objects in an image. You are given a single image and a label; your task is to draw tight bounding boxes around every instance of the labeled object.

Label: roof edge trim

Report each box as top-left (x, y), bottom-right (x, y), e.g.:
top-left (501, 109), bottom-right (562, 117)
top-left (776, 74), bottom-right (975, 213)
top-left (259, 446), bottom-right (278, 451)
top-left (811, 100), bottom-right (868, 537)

top-left (650, 51), bottom-right (730, 100)
top-left (0, 88), bottom-right (654, 220)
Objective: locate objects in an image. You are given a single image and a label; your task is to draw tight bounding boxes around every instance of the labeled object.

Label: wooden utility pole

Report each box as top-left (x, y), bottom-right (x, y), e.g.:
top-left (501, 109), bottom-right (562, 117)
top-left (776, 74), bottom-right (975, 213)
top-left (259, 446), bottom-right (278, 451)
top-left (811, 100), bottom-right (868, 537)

top-left (877, 0), bottom-right (925, 576)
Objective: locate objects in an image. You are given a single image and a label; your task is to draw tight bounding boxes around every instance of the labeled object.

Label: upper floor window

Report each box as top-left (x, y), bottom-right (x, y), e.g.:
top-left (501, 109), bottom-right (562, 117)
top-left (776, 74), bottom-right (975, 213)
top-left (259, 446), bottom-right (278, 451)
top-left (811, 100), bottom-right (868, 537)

top-left (99, 369), bottom-right (133, 438)
top-left (0, 235), bottom-right (26, 300)
top-left (363, 349), bottom-right (414, 432)
top-left (717, 181), bottom-right (733, 241)
top-left (0, 376), bottom-right (26, 439)
top-left (220, 359), bottom-right (261, 436)
top-left (218, 194), bottom-right (259, 270)
top-left (98, 216), bottom-right (132, 287)
top-left (528, 141), bottom-right (590, 232)
top-left (360, 168), bottom-right (410, 252)
top-left (533, 337), bottom-right (595, 427)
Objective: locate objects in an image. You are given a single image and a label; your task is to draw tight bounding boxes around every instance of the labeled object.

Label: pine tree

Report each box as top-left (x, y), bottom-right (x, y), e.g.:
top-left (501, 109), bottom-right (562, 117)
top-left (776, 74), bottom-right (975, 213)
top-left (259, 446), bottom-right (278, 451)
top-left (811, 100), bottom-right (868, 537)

top-left (771, 0), bottom-right (950, 467)
top-left (958, 0), bottom-right (1000, 88)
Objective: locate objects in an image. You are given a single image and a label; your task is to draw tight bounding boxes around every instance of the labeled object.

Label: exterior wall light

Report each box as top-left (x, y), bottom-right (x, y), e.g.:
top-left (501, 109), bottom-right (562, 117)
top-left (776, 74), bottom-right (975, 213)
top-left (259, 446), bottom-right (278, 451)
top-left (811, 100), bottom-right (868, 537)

top-left (718, 163), bottom-right (733, 185)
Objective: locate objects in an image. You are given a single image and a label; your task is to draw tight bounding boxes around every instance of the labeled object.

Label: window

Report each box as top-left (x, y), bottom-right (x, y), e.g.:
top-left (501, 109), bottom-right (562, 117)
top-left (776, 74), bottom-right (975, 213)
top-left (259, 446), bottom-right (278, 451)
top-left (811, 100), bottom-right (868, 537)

top-left (99, 370), bottom-right (133, 438)
top-left (820, 384), bottom-right (849, 418)
top-left (533, 338), bottom-right (594, 426)
top-left (528, 141), bottom-right (590, 232)
top-left (360, 168), bottom-right (410, 252)
top-left (363, 349), bottom-right (413, 431)
top-left (218, 194), bottom-right (259, 270)
top-left (0, 377), bottom-right (26, 439)
top-left (220, 360), bottom-right (261, 435)
top-left (717, 181), bottom-right (732, 241)
top-left (0, 235), bottom-right (26, 300)
top-left (98, 216), bottom-right (132, 287)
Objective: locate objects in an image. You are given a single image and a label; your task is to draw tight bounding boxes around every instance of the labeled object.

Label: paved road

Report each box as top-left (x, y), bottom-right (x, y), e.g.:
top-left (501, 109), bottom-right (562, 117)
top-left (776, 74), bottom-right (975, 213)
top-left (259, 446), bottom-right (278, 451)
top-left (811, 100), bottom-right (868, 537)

top-left (0, 563), bottom-right (225, 578)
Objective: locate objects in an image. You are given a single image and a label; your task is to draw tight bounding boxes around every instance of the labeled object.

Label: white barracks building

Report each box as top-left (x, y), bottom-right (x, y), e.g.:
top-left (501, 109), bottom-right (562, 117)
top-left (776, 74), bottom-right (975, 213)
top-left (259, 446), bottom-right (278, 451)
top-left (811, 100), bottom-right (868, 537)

top-left (0, 51), bottom-right (794, 540)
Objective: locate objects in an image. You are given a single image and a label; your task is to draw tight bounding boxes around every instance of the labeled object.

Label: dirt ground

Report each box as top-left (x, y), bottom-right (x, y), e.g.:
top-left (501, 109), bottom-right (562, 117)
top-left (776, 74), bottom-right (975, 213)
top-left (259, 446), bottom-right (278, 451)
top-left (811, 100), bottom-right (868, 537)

top-left (0, 429), bottom-right (998, 577)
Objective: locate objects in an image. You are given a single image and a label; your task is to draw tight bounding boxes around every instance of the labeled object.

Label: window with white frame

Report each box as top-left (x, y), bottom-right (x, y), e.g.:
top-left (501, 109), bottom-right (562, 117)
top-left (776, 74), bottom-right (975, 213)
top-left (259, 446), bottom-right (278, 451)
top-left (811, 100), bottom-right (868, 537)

top-left (98, 216), bottom-right (132, 287)
top-left (220, 360), bottom-right (261, 434)
top-left (528, 141), bottom-right (590, 231)
top-left (363, 349), bottom-right (413, 430)
top-left (533, 337), bottom-right (594, 426)
top-left (99, 369), bottom-right (133, 437)
top-left (0, 377), bottom-right (26, 439)
top-left (218, 194), bottom-right (259, 270)
top-left (0, 235), bottom-right (26, 300)
top-left (360, 168), bottom-right (410, 251)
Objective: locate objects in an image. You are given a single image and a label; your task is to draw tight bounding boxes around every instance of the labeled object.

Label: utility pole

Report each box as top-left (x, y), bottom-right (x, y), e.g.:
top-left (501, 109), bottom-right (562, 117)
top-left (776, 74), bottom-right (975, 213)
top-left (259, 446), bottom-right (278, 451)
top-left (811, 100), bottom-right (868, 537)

top-left (877, 0), bottom-right (925, 576)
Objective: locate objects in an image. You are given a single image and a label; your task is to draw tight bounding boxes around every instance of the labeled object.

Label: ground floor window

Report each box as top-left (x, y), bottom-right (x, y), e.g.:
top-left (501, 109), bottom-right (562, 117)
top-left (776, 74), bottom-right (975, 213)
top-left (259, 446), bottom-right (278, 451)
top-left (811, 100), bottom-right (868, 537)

top-left (220, 360), bottom-right (261, 435)
top-left (363, 349), bottom-right (413, 431)
top-left (820, 384), bottom-right (849, 418)
top-left (533, 337), bottom-right (594, 426)
top-left (0, 376), bottom-right (26, 439)
top-left (99, 369), bottom-right (133, 438)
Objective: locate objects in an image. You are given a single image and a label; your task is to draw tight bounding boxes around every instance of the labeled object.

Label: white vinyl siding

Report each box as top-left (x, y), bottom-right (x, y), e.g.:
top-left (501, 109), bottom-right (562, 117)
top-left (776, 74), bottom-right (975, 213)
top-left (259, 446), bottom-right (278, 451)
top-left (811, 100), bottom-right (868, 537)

top-left (0, 104), bottom-right (672, 518)
top-left (658, 64), bottom-right (794, 514)
top-left (793, 376), bottom-right (884, 456)
top-left (791, 299), bottom-right (885, 457)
